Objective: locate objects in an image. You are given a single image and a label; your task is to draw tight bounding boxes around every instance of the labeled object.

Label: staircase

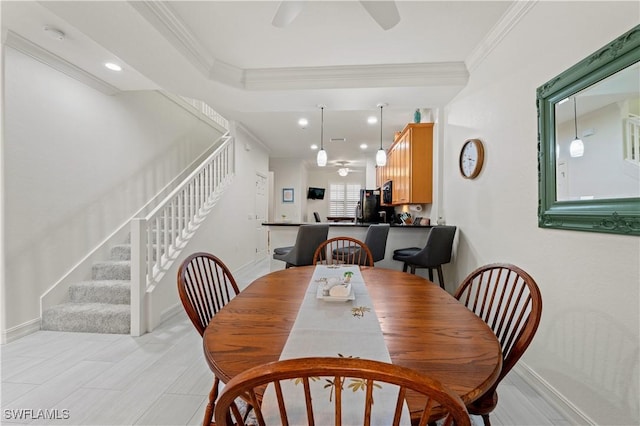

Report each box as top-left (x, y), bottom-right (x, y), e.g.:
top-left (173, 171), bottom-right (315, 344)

top-left (41, 130), bottom-right (234, 335)
top-left (41, 243), bottom-right (132, 334)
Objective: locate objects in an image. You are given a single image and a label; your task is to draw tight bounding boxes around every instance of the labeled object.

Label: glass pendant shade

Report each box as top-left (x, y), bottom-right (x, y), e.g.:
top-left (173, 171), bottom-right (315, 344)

top-left (569, 138), bottom-right (584, 157)
top-left (317, 149), bottom-right (327, 166)
top-left (376, 103), bottom-right (387, 166)
top-left (570, 97), bottom-right (584, 158)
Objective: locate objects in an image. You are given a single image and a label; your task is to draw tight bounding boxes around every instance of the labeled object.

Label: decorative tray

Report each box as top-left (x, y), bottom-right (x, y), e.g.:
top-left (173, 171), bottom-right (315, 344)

top-left (316, 284), bottom-right (355, 302)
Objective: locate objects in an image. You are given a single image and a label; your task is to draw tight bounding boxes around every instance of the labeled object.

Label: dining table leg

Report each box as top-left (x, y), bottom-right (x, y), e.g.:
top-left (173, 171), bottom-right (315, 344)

top-left (203, 376), bottom-right (219, 426)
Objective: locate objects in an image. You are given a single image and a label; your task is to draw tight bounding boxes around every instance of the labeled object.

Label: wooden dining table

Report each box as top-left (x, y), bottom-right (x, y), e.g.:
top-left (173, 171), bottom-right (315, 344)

top-left (203, 266), bottom-right (502, 423)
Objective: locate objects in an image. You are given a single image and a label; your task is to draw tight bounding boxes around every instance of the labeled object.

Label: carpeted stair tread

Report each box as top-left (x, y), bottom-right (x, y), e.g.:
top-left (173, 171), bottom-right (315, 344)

top-left (69, 280), bottom-right (130, 304)
top-left (42, 303), bottom-right (130, 334)
top-left (92, 260), bottom-right (131, 280)
top-left (110, 244), bottom-right (131, 260)
top-left (109, 244), bottom-right (158, 261)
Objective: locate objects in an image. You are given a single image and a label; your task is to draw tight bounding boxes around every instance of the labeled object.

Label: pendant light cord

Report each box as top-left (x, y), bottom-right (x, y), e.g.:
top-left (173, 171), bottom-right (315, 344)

top-left (320, 106), bottom-right (324, 150)
top-left (573, 97), bottom-right (578, 138)
top-left (379, 105), bottom-right (383, 149)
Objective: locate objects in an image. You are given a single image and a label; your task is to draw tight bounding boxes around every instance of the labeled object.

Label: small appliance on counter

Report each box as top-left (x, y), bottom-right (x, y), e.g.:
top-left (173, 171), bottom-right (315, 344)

top-left (382, 180), bottom-right (393, 205)
top-left (357, 189), bottom-right (381, 223)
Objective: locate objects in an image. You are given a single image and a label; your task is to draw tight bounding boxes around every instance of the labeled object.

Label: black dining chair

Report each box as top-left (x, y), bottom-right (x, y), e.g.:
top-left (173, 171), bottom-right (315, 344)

top-left (392, 225), bottom-right (457, 289)
top-left (313, 211), bottom-right (321, 222)
top-left (272, 224), bottom-right (329, 268)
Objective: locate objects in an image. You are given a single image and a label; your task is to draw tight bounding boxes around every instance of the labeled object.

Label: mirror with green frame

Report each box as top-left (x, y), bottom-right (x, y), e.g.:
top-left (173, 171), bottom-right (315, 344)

top-left (537, 25), bottom-right (640, 235)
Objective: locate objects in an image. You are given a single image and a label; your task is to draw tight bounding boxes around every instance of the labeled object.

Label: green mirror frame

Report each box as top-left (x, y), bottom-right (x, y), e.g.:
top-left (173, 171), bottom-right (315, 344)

top-left (537, 25), bottom-right (640, 236)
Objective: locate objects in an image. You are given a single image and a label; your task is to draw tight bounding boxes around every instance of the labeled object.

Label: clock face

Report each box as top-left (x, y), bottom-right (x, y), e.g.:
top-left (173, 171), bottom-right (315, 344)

top-left (459, 139), bottom-right (484, 179)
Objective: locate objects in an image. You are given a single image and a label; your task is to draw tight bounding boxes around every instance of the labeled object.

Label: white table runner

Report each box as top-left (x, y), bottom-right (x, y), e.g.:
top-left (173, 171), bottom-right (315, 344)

top-left (261, 265), bottom-right (411, 425)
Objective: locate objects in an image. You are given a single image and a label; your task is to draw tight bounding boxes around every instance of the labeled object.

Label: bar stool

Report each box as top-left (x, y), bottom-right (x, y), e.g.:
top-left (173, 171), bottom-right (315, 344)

top-left (273, 224), bottom-right (329, 268)
top-left (392, 225), bottom-right (457, 289)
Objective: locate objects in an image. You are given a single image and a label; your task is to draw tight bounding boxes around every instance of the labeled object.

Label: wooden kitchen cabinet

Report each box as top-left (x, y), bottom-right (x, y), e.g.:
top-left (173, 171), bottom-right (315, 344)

top-left (377, 123), bottom-right (433, 205)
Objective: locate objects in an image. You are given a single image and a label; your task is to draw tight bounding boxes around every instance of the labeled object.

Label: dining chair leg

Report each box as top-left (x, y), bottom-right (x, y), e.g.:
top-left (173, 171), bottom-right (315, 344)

top-left (436, 266), bottom-right (445, 289)
top-left (203, 377), bottom-right (219, 426)
top-left (482, 414), bottom-right (491, 426)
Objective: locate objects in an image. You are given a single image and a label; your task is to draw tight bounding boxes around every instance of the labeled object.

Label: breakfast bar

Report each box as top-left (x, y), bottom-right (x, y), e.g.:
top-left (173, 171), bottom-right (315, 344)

top-left (263, 221), bottom-right (433, 271)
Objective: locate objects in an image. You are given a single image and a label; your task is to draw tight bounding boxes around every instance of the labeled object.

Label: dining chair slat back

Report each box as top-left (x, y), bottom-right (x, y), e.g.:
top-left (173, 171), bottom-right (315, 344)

top-left (177, 252), bottom-right (241, 426)
top-left (453, 263), bottom-right (542, 426)
top-left (314, 236), bottom-right (374, 266)
top-left (213, 357), bottom-right (471, 426)
top-left (177, 252), bottom-right (240, 336)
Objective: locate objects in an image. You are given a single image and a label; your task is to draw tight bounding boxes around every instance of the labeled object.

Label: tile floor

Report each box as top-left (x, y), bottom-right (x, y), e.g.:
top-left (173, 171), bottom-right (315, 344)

top-left (1, 258), bottom-right (570, 425)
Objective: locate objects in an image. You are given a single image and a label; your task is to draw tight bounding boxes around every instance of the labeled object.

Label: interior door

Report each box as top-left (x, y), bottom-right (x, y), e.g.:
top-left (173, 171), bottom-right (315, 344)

top-left (255, 173), bottom-right (268, 260)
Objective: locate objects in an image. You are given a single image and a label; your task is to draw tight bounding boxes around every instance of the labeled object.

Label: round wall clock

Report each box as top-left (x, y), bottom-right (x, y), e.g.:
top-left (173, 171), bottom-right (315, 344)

top-left (459, 138), bottom-right (485, 179)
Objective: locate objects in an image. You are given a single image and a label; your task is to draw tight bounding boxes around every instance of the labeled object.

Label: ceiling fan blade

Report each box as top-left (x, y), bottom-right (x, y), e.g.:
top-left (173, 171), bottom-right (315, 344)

top-left (359, 1), bottom-right (400, 30)
top-left (271, 1), bottom-right (306, 28)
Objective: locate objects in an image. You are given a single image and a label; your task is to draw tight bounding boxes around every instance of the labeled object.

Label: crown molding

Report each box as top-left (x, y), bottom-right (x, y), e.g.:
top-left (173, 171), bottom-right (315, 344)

top-left (132, 1), bottom-right (468, 92)
top-left (244, 62), bottom-right (469, 91)
top-left (466, 0), bottom-right (538, 72)
top-left (5, 31), bottom-right (119, 95)
top-left (234, 122), bottom-right (272, 153)
top-left (130, 1), bottom-right (213, 76)
top-left (210, 59), bottom-right (246, 89)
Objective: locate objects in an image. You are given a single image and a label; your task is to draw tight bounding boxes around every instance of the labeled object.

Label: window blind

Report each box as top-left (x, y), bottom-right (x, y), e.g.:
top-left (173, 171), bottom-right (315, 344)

top-left (329, 183), bottom-right (361, 216)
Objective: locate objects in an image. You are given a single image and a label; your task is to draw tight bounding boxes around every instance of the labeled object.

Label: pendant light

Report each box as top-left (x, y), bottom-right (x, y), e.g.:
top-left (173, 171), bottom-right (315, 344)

top-left (376, 103), bottom-right (387, 166)
top-left (317, 105), bottom-right (327, 167)
top-left (569, 96), bottom-right (584, 158)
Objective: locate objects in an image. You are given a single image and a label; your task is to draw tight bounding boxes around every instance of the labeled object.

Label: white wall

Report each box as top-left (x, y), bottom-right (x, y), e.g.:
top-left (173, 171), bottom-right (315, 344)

top-left (269, 158), bottom-right (307, 222)
top-left (3, 47), bottom-right (223, 332)
top-left (443, 3), bottom-right (639, 424)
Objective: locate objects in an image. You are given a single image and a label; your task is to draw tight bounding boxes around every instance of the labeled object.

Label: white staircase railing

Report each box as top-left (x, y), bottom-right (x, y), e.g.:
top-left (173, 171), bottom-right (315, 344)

top-left (130, 133), bottom-right (235, 335)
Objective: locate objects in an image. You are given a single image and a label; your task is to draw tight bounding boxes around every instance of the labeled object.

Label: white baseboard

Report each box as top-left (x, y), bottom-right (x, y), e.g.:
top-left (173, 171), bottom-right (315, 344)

top-left (159, 303), bottom-right (183, 325)
top-left (2, 318), bottom-right (41, 344)
top-left (513, 362), bottom-right (595, 425)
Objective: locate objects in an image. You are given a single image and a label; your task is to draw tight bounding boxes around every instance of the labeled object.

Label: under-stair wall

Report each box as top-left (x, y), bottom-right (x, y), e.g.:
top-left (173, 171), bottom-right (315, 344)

top-left (39, 117), bottom-right (231, 337)
top-left (3, 42), bottom-right (232, 342)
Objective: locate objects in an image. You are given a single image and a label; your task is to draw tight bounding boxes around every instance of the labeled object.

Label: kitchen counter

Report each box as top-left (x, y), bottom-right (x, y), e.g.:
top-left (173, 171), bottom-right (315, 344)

top-left (263, 222), bottom-right (435, 272)
top-left (262, 222), bottom-right (432, 228)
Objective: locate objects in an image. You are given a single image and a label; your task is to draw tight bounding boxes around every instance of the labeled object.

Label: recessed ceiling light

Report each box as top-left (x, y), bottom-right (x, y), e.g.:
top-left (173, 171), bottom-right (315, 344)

top-left (310, 144), bottom-right (318, 150)
top-left (360, 144), bottom-right (368, 150)
top-left (105, 62), bottom-right (122, 72)
top-left (298, 118), bottom-right (308, 127)
top-left (367, 116), bottom-right (378, 124)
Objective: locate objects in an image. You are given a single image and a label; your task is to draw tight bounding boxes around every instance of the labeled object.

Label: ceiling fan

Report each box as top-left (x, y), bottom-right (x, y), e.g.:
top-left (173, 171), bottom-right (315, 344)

top-left (272, 1), bottom-right (400, 31)
top-left (334, 161), bottom-right (363, 177)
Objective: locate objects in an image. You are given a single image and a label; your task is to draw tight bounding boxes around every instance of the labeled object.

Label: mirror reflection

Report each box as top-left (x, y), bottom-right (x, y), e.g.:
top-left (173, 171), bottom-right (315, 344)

top-left (554, 62), bottom-right (640, 201)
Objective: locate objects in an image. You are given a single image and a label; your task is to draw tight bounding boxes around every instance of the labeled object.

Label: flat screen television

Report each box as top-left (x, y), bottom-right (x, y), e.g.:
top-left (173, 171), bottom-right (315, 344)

top-left (307, 187), bottom-right (325, 200)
